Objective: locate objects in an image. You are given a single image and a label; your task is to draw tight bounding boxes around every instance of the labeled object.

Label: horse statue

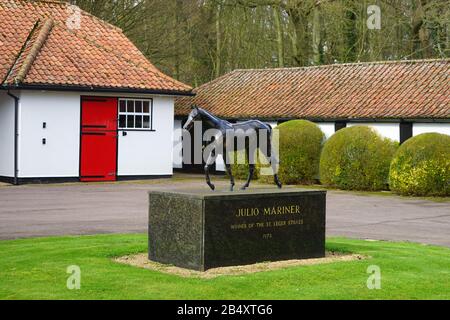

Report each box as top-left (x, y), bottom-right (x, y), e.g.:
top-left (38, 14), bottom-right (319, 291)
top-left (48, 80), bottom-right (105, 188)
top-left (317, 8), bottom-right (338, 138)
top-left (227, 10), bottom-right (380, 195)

top-left (183, 106), bottom-right (283, 191)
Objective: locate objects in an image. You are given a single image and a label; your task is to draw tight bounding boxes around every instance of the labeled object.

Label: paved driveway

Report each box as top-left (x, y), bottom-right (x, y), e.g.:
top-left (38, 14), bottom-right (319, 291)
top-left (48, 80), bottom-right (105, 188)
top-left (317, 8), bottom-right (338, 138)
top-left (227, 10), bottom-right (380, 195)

top-left (0, 177), bottom-right (449, 247)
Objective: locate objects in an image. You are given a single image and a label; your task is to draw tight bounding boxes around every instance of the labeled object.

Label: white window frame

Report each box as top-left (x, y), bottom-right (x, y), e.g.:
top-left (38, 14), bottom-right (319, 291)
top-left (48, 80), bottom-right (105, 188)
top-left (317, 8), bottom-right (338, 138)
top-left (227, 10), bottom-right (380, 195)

top-left (118, 98), bottom-right (154, 131)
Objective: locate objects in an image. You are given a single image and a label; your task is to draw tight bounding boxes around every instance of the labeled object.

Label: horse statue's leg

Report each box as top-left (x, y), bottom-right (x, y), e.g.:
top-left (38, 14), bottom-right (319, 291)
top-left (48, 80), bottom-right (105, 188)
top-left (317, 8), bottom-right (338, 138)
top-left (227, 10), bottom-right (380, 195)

top-left (224, 162), bottom-right (235, 192)
top-left (204, 152), bottom-right (216, 191)
top-left (270, 148), bottom-right (282, 189)
top-left (272, 158), bottom-right (282, 189)
top-left (223, 140), bottom-right (235, 191)
top-left (241, 145), bottom-right (255, 190)
top-left (266, 131), bottom-right (282, 189)
top-left (241, 163), bottom-right (255, 190)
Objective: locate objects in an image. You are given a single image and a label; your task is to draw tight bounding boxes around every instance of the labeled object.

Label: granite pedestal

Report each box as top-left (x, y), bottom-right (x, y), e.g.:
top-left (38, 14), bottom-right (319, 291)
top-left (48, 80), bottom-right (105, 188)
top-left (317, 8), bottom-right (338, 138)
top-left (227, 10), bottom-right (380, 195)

top-left (148, 189), bottom-right (326, 271)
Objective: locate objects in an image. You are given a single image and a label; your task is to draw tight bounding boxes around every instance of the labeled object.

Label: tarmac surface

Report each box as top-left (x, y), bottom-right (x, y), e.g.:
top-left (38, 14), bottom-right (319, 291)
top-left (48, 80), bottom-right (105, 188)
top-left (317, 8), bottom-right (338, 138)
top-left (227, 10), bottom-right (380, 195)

top-left (0, 177), bottom-right (448, 247)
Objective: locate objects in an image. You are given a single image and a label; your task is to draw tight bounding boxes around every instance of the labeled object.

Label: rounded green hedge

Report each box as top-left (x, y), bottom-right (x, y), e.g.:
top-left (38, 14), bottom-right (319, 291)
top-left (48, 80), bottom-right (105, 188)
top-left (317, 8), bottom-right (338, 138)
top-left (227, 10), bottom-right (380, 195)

top-left (260, 120), bottom-right (325, 185)
top-left (320, 126), bottom-right (398, 191)
top-left (389, 133), bottom-right (450, 197)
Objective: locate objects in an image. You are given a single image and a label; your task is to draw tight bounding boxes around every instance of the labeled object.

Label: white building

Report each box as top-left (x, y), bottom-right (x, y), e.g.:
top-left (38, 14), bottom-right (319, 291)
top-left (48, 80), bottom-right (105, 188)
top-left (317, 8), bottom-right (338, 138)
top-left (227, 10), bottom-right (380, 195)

top-left (174, 59), bottom-right (449, 172)
top-left (0, 1), bottom-right (192, 184)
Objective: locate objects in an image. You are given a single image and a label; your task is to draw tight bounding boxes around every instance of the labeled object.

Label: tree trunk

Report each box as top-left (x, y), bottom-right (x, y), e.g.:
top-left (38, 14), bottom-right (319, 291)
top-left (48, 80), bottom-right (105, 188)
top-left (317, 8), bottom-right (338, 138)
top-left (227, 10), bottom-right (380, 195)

top-left (215, 4), bottom-right (222, 78)
top-left (288, 8), bottom-right (303, 66)
top-left (272, 5), bottom-right (284, 67)
top-left (345, 5), bottom-right (358, 62)
top-left (411, 0), bottom-right (431, 59)
top-left (312, 6), bottom-right (322, 65)
top-left (174, 0), bottom-right (183, 80)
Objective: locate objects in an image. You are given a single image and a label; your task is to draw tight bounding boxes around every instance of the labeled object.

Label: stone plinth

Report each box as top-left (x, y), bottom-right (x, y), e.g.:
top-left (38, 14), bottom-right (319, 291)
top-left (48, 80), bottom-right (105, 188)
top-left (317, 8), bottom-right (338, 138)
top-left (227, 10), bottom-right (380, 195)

top-left (148, 189), bottom-right (326, 271)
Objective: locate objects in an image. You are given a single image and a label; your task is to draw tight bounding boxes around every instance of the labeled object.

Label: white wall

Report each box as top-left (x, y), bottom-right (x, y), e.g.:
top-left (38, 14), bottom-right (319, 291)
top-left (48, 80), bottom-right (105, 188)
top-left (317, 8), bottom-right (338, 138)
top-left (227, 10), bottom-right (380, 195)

top-left (0, 91), bottom-right (15, 177)
top-left (118, 96), bottom-right (174, 176)
top-left (173, 120), bottom-right (183, 169)
top-left (268, 121), bottom-right (278, 129)
top-left (19, 91), bottom-right (176, 179)
top-left (19, 91), bottom-right (81, 178)
top-left (215, 155), bottom-right (226, 172)
top-left (173, 121), bottom-right (450, 173)
top-left (413, 123), bottom-right (450, 136)
top-left (205, 121), bottom-right (399, 173)
top-left (316, 122), bottom-right (335, 139)
top-left (348, 122), bottom-right (400, 142)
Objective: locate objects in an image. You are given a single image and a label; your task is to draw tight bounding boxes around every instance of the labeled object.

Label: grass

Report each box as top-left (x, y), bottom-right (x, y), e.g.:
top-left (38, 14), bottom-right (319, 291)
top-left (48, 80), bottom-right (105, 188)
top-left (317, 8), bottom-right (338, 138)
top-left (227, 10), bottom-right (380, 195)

top-left (0, 234), bottom-right (449, 300)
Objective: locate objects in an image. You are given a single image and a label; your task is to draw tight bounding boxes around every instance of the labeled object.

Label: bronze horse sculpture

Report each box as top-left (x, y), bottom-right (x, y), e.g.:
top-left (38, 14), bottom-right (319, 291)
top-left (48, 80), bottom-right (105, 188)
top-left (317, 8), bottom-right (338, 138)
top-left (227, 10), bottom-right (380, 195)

top-left (183, 106), bottom-right (282, 191)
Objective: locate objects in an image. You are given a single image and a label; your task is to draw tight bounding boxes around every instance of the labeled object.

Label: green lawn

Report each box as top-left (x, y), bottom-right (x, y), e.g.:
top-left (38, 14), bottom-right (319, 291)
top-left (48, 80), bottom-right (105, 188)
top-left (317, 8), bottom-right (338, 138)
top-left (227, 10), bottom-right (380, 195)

top-left (0, 234), bottom-right (449, 300)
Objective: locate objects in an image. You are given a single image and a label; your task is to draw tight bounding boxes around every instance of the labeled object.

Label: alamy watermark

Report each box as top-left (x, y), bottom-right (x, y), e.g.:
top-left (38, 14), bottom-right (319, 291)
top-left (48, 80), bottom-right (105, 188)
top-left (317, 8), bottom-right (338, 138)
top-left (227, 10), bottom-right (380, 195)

top-left (177, 107), bottom-right (280, 172)
top-left (367, 265), bottom-right (382, 290)
top-left (367, 5), bottom-right (381, 30)
top-left (66, 5), bottom-right (81, 30)
top-left (175, 120), bottom-right (280, 177)
top-left (66, 265), bottom-right (81, 290)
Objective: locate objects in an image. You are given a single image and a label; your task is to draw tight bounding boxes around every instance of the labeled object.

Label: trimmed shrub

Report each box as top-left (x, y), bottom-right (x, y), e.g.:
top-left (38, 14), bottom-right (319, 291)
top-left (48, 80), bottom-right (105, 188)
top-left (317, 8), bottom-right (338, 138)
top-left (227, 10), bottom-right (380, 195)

top-left (260, 120), bottom-right (325, 185)
top-left (320, 126), bottom-right (398, 191)
top-left (389, 133), bottom-right (450, 197)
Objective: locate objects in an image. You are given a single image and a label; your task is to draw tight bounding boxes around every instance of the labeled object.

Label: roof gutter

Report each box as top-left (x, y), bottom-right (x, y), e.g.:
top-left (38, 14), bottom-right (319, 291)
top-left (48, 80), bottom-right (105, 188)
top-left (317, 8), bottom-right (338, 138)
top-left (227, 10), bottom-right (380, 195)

top-left (1, 84), bottom-right (195, 97)
top-left (6, 90), bottom-right (19, 186)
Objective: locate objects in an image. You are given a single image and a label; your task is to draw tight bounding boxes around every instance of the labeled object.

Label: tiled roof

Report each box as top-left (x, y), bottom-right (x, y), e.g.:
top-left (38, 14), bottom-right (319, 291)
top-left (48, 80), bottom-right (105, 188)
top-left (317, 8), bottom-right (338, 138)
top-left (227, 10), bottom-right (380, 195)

top-left (176, 59), bottom-right (449, 119)
top-left (0, 0), bottom-right (192, 94)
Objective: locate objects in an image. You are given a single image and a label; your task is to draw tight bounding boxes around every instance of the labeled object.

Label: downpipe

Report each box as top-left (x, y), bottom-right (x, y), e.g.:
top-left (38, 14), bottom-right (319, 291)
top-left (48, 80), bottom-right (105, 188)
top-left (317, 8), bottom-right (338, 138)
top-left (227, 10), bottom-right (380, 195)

top-left (6, 90), bottom-right (19, 185)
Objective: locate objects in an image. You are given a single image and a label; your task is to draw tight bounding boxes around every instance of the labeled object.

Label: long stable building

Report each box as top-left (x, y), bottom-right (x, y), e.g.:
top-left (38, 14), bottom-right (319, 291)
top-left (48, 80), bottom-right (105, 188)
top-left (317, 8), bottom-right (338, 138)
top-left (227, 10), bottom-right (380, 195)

top-left (175, 59), bottom-right (450, 171)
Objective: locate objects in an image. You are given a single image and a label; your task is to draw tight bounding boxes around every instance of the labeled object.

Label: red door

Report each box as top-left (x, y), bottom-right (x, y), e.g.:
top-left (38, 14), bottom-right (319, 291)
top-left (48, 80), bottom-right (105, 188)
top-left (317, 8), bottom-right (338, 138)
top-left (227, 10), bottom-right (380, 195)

top-left (80, 97), bottom-right (118, 182)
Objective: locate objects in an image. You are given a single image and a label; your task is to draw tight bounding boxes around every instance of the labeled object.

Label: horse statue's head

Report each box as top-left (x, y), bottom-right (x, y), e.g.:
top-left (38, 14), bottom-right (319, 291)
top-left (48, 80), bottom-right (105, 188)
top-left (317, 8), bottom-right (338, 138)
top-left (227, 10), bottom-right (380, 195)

top-left (183, 105), bottom-right (201, 131)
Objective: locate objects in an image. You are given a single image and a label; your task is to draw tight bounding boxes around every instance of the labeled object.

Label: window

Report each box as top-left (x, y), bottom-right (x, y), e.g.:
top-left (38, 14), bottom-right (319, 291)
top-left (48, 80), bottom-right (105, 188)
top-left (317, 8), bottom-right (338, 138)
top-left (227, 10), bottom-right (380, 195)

top-left (118, 99), bottom-right (153, 130)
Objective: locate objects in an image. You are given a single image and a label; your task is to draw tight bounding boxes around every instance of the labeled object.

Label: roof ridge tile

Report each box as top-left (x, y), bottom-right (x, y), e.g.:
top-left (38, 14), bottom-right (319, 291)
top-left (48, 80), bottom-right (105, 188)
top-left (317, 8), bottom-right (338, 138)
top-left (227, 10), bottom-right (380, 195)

top-left (231, 58), bottom-right (450, 73)
top-left (15, 18), bottom-right (54, 84)
top-left (2, 19), bottom-right (40, 85)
